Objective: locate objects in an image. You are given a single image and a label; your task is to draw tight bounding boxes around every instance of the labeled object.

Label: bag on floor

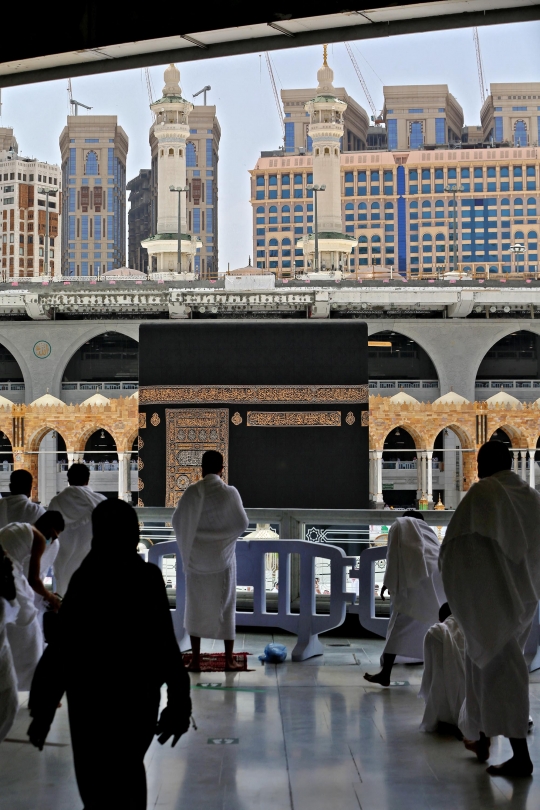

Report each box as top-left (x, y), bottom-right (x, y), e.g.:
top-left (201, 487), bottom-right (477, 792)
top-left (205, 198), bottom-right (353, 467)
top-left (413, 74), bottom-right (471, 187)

top-left (259, 643), bottom-right (287, 664)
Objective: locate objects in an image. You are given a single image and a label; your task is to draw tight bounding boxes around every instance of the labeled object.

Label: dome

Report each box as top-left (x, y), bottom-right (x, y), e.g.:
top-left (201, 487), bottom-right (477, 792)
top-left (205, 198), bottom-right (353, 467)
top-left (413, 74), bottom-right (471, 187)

top-left (31, 393), bottom-right (65, 407)
top-left (317, 45), bottom-right (334, 93)
top-left (162, 63), bottom-right (181, 97)
top-left (485, 391), bottom-right (523, 409)
top-left (389, 392), bottom-right (419, 405)
top-left (433, 392), bottom-right (470, 405)
top-left (0, 395), bottom-right (13, 407)
top-left (81, 393), bottom-right (111, 407)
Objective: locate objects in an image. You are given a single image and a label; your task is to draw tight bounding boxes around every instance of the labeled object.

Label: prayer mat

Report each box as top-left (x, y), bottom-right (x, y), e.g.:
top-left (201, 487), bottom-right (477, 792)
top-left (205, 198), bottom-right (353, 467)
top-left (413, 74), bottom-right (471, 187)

top-left (182, 652), bottom-right (254, 672)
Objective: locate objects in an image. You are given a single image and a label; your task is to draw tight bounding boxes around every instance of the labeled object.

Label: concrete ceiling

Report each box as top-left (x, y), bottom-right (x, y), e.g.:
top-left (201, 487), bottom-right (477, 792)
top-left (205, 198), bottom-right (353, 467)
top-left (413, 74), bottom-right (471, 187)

top-left (1, 1), bottom-right (539, 88)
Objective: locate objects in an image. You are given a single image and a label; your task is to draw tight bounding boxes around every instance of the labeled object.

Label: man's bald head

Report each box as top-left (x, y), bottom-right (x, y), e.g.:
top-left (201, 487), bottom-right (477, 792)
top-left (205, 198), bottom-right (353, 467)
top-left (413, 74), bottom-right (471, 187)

top-left (477, 440), bottom-right (512, 479)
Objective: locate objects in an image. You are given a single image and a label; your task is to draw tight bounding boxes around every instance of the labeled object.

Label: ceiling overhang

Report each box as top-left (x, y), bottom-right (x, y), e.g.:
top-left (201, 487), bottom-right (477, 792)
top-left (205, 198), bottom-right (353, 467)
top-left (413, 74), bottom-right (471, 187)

top-left (0, 1), bottom-right (539, 88)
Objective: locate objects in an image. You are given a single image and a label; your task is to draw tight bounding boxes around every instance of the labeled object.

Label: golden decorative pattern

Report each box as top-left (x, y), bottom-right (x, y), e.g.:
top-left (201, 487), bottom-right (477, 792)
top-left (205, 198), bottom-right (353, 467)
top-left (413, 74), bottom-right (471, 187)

top-left (246, 411), bottom-right (341, 427)
top-left (138, 436), bottom-right (144, 449)
top-left (138, 412), bottom-right (146, 429)
top-left (150, 412), bottom-right (161, 427)
top-left (346, 412), bottom-right (355, 425)
top-left (138, 478), bottom-right (144, 490)
top-left (137, 458), bottom-right (144, 471)
top-left (140, 384), bottom-right (368, 405)
top-left (137, 498), bottom-right (144, 507)
top-left (361, 411), bottom-right (370, 426)
top-left (231, 412), bottom-right (242, 426)
top-left (165, 408), bottom-right (229, 508)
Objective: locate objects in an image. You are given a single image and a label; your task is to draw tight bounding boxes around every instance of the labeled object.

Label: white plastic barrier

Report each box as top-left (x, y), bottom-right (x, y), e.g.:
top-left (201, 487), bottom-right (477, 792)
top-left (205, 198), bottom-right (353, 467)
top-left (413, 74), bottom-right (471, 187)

top-left (149, 538), bottom-right (356, 661)
top-left (349, 544), bottom-right (540, 673)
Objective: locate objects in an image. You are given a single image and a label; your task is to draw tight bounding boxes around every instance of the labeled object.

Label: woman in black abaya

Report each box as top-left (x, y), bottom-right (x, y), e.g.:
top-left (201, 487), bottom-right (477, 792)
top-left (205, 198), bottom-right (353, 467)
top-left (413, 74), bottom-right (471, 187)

top-left (28, 498), bottom-right (191, 810)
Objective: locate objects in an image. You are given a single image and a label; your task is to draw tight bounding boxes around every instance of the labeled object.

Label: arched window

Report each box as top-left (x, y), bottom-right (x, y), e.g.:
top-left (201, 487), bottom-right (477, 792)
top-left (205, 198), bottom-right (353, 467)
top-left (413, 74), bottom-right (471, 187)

top-left (345, 203), bottom-right (354, 210)
top-left (423, 233), bottom-right (433, 241)
top-left (527, 197), bottom-right (537, 206)
top-left (501, 198), bottom-right (510, 206)
top-left (160, 149), bottom-right (164, 157)
top-left (358, 201), bottom-right (368, 222)
top-left (186, 142), bottom-right (197, 167)
top-left (294, 204), bottom-right (303, 212)
top-left (514, 198), bottom-right (523, 206)
top-left (282, 205), bottom-right (290, 224)
top-left (514, 120), bottom-right (528, 147)
top-left (358, 235), bottom-right (368, 244)
top-left (85, 151), bottom-right (98, 175)
top-left (269, 206), bottom-right (277, 213)
top-left (345, 202), bottom-right (354, 222)
top-left (324, 147), bottom-right (330, 155)
top-left (168, 148), bottom-right (174, 156)
top-left (269, 205), bottom-right (278, 224)
top-left (315, 148), bottom-right (320, 156)
top-left (269, 239), bottom-right (278, 246)
top-left (359, 202), bottom-right (367, 210)
top-left (179, 148), bottom-right (183, 157)
top-left (422, 200), bottom-right (431, 208)
top-left (528, 231), bottom-right (537, 239)
top-left (435, 200), bottom-right (444, 208)
top-left (282, 238), bottom-right (291, 246)
top-left (436, 233), bottom-right (445, 241)
top-left (371, 202), bottom-right (380, 209)
top-left (371, 235), bottom-right (381, 243)
top-left (256, 206), bottom-right (264, 214)
top-left (410, 201), bottom-right (418, 209)
top-left (384, 202), bottom-right (393, 210)
top-left (515, 231), bottom-right (524, 239)
top-left (282, 205), bottom-right (290, 212)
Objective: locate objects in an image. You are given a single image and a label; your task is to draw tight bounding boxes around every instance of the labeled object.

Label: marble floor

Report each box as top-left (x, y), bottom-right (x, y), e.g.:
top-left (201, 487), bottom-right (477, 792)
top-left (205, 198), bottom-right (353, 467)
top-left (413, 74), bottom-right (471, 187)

top-left (2, 631), bottom-right (540, 809)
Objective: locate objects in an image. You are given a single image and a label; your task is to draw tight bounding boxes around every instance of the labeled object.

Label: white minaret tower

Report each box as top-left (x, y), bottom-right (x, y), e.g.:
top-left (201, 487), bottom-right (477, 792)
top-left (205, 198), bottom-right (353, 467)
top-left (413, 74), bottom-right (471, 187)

top-left (142, 64), bottom-right (202, 277)
top-left (298, 47), bottom-right (356, 277)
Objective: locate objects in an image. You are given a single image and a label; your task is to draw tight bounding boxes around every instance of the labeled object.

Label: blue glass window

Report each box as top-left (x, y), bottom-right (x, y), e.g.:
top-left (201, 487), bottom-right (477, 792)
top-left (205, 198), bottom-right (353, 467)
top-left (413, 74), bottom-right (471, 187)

top-left (69, 148), bottom-right (76, 175)
top-left (193, 209), bottom-right (201, 233)
top-left (85, 151), bottom-right (98, 175)
top-left (256, 176), bottom-right (265, 186)
top-left (513, 106), bottom-right (527, 111)
top-left (358, 171), bottom-right (366, 183)
top-left (256, 191), bottom-right (264, 200)
top-left (207, 209), bottom-right (213, 233)
top-left (107, 148), bottom-right (114, 175)
top-left (514, 122), bottom-right (528, 147)
top-left (282, 175), bottom-right (290, 185)
top-left (306, 136), bottom-right (313, 153)
top-left (69, 216), bottom-right (76, 240)
top-left (410, 122), bottom-right (423, 149)
top-left (345, 172), bottom-right (354, 183)
top-left (435, 118), bottom-right (445, 144)
top-left (494, 117), bottom-right (503, 141)
top-left (409, 108), bottom-right (423, 113)
top-left (94, 218), bottom-right (101, 240)
top-left (186, 143), bottom-right (197, 167)
top-left (387, 119), bottom-right (397, 150)
top-left (294, 175), bottom-right (303, 185)
top-left (81, 216), bottom-right (88, 240)
top-left (69, 189), bottom-right (76, 212)
top-left (269, 176), bottom-right (277, 186)
top-left (206, 140), bottom-right (213, 166)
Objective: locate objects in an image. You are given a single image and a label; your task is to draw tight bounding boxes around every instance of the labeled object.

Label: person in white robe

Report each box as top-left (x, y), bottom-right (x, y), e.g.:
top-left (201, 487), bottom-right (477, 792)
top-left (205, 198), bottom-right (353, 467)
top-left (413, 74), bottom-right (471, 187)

top-left (48, 463), bottom-right (107, 595)
top-left (0, 469), bottom-right (45, 530)
top-left (419, 603), bottom-right (466, 735)
top-left (364, 510), bottom-right (446, 686)
top-left (0, 546), bottom-right (18, 742)
top-left (440, 440), bottom-right (540, 776)
top-left (0, 512), bottom-right (64, 690)
top-left (172, 450), bottom-right (249, 672)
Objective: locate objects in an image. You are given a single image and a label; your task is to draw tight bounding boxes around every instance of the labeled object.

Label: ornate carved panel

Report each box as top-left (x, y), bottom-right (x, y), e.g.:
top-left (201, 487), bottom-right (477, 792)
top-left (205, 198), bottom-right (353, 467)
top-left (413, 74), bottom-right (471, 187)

top-left (138, 412), bottom-right (146, 428)
top-left (165, 408), bottom-right (228, 508)
top-left (246, 411), bottom-right (341, 427)
top-left (361, 411), bottom-right (370, 426)
top-left (140, 384), bottom-right (368, 405)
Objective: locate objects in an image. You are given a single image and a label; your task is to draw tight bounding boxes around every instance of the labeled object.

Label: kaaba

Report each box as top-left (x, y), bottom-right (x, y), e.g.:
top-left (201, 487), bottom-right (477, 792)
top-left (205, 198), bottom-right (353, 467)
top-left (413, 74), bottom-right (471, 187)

top-left (138, 321), bottom-right (369, 509)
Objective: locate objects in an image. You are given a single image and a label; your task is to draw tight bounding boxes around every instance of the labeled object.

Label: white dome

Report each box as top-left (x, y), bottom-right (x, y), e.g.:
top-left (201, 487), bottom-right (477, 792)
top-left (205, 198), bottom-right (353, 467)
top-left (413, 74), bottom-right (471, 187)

top-left (389, 392), bottom-right (419, 405)
top-left (81, 393), bottom-right (111, 407)
top-left (0, 395), bottom-right (13, 407)
top-left (433, 392), bottom-right (470, 405)
top-left (485, 391), bottom-right (523, 409)
top-left (162, 63), bottom-right (181, 97)
top-left (30, 393), bottom-right (65, 407)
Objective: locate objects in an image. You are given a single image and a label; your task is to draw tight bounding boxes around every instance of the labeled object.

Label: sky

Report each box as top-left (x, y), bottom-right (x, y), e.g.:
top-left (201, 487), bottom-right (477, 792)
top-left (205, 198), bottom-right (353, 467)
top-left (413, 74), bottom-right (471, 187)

top-left (0, 21), bottom-right (538, 270)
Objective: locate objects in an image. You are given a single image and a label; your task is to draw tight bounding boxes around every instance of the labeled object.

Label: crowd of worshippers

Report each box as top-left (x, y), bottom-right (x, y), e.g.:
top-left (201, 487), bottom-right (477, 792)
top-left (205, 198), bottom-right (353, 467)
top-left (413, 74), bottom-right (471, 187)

top-left (0, 441), bottom-right (539, 809)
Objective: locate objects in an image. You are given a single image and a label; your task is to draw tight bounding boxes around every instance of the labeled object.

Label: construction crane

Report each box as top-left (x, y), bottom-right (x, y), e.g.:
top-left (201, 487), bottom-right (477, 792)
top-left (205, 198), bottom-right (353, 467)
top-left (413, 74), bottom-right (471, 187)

top-left (473, 28), bottom-right (488, 105)
top-left (193, 85), bottom-right (211, 105)
top-left (344, 42), bottom-right (382, 124)
top-left (143, 68), bottom-right (156, 122)
top-left (265, 53), bottom-right (285, 140)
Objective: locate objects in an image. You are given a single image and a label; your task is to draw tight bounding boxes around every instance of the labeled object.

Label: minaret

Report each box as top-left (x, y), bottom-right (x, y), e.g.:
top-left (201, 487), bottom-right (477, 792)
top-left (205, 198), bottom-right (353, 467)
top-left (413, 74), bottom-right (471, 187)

top-left (298, 48), bottom-right (355, 277)
top-left (142, 64), bottom-right (202, 277)
top-left (305, 46), bottom-right (347, 233)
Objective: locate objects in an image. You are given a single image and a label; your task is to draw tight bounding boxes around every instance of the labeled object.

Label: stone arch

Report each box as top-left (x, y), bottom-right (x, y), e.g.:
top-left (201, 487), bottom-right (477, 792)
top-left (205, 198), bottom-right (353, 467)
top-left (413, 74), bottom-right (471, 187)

top-left (475, 328), bottom-right (540, 383)
top-left (0, 329), bottom-right (33, 400)
top-left (51, 324), bottom-right (139, 398)
top-left (378, 422), bottom-right (425, 451)
top-left (26, 423), bottom-right (72, 454)
top-left (74, 423), bottom-right (121, 455)
top-left (368, 328), bottom-right (439, 384)
top-left (427, 421), bottom-right (475, 451)
top-left (487, 421), bottom-right (526, 448)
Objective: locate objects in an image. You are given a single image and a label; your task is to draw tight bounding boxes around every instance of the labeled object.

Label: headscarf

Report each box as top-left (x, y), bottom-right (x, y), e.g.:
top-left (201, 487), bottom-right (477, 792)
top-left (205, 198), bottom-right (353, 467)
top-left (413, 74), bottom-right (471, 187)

top-left (91, 499), bottom-right (140, 558)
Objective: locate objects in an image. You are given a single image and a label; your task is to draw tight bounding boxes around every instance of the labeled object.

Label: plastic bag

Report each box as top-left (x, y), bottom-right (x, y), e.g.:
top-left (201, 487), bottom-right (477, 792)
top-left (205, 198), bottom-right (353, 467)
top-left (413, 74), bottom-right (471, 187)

top-left (258, 643), bottom-right (287, 664)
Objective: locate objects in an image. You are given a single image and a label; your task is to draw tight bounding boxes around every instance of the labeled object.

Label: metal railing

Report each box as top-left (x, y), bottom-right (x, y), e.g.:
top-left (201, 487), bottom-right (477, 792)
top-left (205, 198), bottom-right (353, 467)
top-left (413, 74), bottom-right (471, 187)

top-left (61, 381), bottom-right (139, 392)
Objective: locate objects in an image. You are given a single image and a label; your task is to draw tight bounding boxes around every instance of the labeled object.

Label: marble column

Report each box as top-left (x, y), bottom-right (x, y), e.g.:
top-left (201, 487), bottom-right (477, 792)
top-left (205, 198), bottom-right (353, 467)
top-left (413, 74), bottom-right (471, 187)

top-left (426, 450), bottom-right (433, 507)
top-left (375, 451), bottom-right (384, 507)
top-left (529, 449), bottom-right (536, 489)
top-left (369, 450), bottom-right (375, 504)
top-left (117, 453), bottom-right (131, 502)
top-left (513, 450), bottom-right (519, 475)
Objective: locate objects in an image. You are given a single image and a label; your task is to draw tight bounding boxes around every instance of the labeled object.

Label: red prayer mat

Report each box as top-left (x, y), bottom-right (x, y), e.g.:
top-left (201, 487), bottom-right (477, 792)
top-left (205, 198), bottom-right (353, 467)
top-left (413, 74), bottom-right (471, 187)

top-left (182, 652), bottom-right (254, 672)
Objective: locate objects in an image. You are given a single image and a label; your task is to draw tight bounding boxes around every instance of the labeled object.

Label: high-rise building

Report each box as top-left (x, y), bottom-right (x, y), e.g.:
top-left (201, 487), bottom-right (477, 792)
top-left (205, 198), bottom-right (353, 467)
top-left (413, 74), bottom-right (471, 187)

top-left (59, 115), bottom-right (128, 277)
top-left (183, 104), bottom-right (220, 278)
top-left (0, 130), bottom-right (61, 279)
top-left (383, 85), bottom-right (463, 151)
top-left (142, 64), bottom-right (203, 277)
top-left (127, 169), bottom-right (151, 273)
top-left (481, 82), bottom-right (540, 146)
